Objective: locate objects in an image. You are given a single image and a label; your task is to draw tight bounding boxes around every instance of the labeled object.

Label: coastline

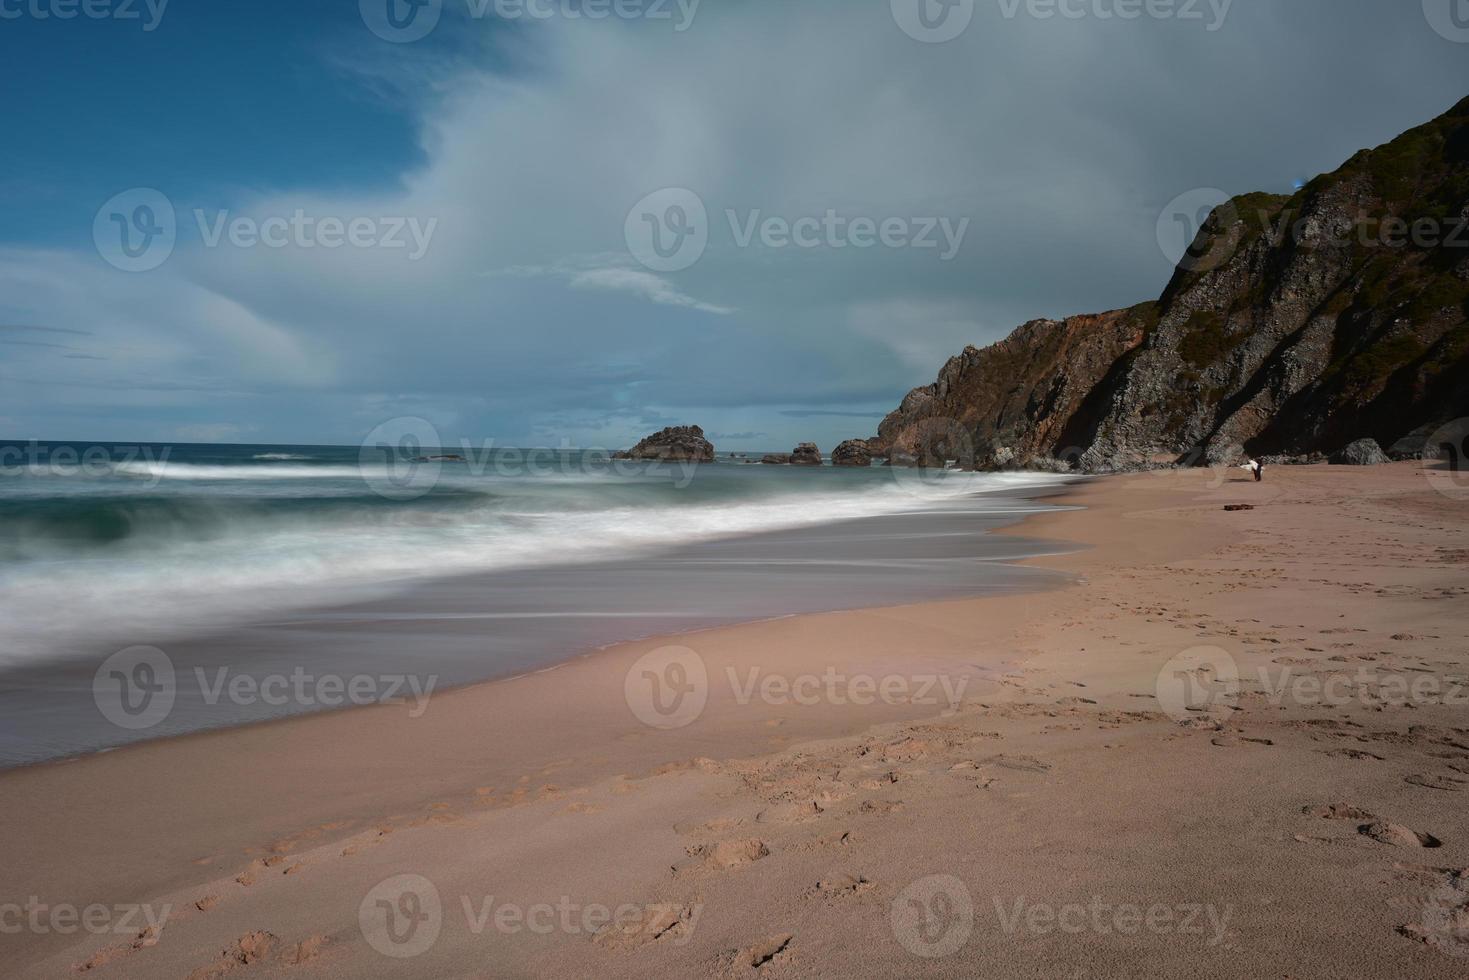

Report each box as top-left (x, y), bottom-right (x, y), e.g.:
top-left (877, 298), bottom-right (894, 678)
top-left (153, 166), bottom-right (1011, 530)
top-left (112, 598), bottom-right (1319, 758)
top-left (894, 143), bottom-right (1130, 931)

top-left (6, 462), bottom-right (1469, 977)
top-left (0, 475), bottom-right (1078, 767)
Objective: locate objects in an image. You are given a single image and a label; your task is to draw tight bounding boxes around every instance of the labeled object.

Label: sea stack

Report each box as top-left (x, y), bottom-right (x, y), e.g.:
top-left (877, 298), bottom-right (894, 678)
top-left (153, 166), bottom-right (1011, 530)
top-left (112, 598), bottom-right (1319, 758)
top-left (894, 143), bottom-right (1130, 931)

top-left (616, 425), bottom-right (715, 462)
top-left (790, 443), bottom-right (822, 466)
top-left (831, 440), bottom-right (873, 467)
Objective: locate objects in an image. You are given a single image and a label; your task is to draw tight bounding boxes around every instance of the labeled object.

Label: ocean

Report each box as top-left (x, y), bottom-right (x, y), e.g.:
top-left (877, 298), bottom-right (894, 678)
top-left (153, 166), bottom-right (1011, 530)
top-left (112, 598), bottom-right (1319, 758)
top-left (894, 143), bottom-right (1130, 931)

top-left (0, 440), bottom-right (1079, 765)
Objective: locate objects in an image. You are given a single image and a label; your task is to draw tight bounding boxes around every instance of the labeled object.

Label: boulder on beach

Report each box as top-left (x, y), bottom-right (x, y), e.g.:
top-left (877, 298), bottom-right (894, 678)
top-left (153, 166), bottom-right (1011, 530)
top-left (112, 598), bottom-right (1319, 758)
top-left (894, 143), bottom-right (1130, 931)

top-left (790, 443), bottom-right (823, 466)
top-left (1387, 423), bottom-right (1442, 460)
top-left (760, 454), bottom-right (793, 465)
top-left (831, 440), bottom-right (873, 467)
top-left (1329, 438), bottom-right (1389, 466)
top-left (616, 425), bottom-right (715, 463)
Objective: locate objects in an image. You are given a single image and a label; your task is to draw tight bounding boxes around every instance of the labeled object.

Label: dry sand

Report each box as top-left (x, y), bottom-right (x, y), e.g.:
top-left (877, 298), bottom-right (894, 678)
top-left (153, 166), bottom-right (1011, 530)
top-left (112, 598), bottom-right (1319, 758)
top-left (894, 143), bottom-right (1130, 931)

top-left (4, 461), bottom-right (1468, 978)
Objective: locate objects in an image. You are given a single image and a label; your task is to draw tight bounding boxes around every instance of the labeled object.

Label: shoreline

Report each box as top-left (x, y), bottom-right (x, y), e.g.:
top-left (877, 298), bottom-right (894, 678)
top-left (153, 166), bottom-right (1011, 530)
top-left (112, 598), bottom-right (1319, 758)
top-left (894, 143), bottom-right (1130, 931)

top-left (7, 462), bottom-right (1469, 977)
top-left (0, 476), bottom-right (1080, 769)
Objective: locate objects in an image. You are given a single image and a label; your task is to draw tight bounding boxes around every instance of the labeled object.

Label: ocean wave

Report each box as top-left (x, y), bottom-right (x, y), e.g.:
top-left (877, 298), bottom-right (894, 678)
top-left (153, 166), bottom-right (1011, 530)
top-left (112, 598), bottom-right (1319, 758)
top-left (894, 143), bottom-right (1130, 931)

top-left (113, 461), bottom-right (370, 480)
top-left (0, 468), bottom-right (1073, 666)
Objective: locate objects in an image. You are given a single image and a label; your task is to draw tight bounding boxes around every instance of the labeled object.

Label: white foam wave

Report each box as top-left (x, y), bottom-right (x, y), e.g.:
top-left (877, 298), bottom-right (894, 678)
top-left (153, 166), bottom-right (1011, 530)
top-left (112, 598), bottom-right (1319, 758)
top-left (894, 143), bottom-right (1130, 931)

top-left (0, 470), bottom-right (1073, 666)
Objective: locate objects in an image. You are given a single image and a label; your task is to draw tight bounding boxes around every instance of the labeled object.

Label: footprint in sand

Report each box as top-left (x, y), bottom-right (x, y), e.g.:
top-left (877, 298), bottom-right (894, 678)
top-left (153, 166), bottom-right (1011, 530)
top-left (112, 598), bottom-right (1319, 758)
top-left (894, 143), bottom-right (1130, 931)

top-left (755, 802), bottom-right (823, 825)
top-left (1399, 871), bottom-right (1469, 956)
top-left (674, 839), bottom-right (770, 874)
top-left (592, 904), bottom-right (699, 950)
top-left (726, 934), bottom-right (794, 972)
top-left (1302, 803), bottom-right (1378, 821)
top-left (234, 855), bottom-right (289, 887)
top-left (1211, 734), bottom-right (1274, 747)
top-left (74, 926), bottom-right (160, 972)
top-left (185, 930), bottom-right (279, 980)
top-left (1359, 822), bottom-right (1442, 848)
top-left (805, 874), bottom-right (874, 901)
top-left (1406, 773), bottom-right (1468, 792)
top-left (858, 799), bottom-right (906, 814)
top-left (978, 754), bottom-right (1051, 773)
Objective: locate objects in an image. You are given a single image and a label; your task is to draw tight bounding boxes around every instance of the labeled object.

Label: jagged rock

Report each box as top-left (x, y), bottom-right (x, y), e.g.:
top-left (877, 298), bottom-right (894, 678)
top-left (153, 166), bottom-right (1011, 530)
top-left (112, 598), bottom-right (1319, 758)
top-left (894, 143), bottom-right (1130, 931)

top-left (1020, 456), bottom-right (1075, 474)
top-left (616, 425), bottom-right (714, 462)
top-left (831, 440), bottom-right (873, 467)
top-left (760, 454), bottom-right (792, 465)
top-left (1330, 438), bottom-right (1389, 466)
top-left (864, 97), bottom-right (1469, 473)
top-left (790, 443), bottom-right (823, 466)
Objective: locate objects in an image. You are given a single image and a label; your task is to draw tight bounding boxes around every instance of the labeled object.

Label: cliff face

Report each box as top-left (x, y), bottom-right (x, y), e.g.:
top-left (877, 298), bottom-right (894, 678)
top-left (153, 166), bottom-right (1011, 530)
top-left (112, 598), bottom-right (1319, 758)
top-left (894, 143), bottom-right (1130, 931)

top-left (871, 96), bottom-right (1469, 471)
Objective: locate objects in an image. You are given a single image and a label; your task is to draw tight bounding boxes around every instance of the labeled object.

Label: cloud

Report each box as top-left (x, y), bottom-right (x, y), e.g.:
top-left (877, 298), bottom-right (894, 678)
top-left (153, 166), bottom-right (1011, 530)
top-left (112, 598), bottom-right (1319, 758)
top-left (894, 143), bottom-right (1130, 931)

top-left (0, 324), bottom-right (91, 336)
top-left (498, 257), bottom-right (733, 314)
top-left (568, 266), bottom-right (733, 315)
top-left (1, 3), bottom-right (1465, 446)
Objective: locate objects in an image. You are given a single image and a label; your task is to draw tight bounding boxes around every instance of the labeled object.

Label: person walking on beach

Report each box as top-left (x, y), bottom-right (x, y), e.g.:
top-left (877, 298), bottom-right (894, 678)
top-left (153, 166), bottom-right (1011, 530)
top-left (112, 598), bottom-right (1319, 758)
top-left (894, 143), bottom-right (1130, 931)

top-left (1252, 459), bottom-right (1264, 482)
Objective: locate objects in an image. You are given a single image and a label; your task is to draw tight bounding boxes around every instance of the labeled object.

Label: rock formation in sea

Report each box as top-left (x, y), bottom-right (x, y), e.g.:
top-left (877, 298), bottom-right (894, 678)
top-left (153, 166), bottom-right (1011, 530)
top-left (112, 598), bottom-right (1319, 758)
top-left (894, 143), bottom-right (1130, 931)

top-left (616, 425), bottom-right (715, 462)
top-left (831, 440), bottom-right (874, 467)
top-left (867, 96), bottom-right (1469, 472)
top-left (790, 443), bottom-right (823, 466)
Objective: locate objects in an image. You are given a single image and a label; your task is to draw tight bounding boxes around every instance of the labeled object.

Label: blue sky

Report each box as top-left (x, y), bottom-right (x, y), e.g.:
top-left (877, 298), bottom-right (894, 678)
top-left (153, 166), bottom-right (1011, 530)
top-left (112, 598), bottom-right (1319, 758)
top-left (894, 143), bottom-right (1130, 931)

top-left (1, 0), bottom-right (1467, 451)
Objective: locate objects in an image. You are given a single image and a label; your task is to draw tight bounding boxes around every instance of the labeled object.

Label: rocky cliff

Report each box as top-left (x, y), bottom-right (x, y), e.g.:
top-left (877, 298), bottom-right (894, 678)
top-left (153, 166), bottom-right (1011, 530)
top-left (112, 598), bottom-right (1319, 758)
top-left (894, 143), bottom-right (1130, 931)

top-left (871, 96), bottom-right (1469, 471)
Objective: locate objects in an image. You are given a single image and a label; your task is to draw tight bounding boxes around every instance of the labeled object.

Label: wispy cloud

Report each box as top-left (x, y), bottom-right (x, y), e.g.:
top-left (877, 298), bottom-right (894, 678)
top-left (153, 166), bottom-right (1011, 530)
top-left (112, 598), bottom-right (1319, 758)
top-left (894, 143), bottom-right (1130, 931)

top-left (497, 258), bottom-right (733, 315)
top-left (0, 324), bottom-right (92, 336)
top-left (569, 267), bottom-right (733, 315)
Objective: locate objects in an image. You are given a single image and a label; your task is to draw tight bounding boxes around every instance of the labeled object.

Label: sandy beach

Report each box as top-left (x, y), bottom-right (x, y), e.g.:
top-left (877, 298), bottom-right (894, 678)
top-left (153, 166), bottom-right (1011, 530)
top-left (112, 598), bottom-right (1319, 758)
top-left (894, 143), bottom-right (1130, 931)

top-left (5, 461), bottom-right (1468, 978)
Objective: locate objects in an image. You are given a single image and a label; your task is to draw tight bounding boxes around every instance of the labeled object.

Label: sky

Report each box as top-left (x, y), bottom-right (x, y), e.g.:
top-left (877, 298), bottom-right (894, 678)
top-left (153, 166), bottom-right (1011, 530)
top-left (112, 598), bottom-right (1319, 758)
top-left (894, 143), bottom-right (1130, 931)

top-left (1, 0), bottom-right (1467, 452)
